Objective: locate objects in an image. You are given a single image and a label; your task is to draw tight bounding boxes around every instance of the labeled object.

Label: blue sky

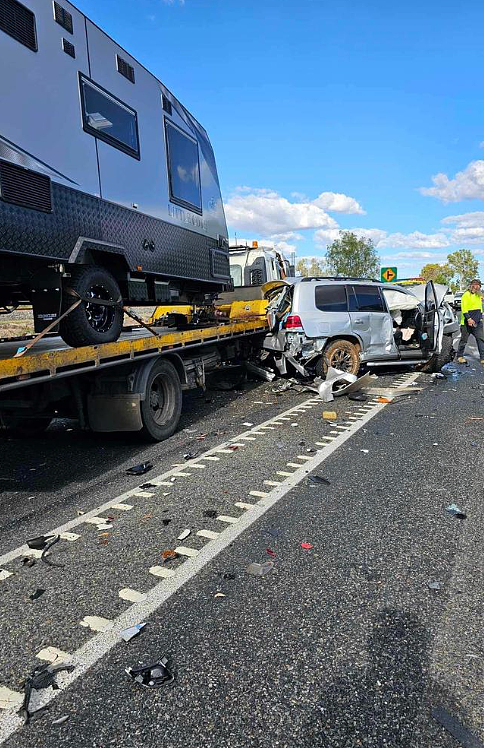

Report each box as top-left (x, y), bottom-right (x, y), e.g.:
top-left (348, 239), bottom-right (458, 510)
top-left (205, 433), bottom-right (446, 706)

top-left (77, 0), bottom-right (484, 277)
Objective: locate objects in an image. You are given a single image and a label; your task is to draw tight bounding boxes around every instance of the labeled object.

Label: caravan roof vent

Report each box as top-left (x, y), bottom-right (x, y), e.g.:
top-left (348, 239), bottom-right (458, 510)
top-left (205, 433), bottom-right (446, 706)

top-left (62, 37), bottom-right (75, 57)
top-left (0, 161), bottom-right (52, 213)
top-left (162, 94), bottom-right (172, 115)
top-left (0, 0), bottom-right (37, 52)
top-left (53, 1), bottom-right (72, 33)
top-left (117, 55), bottom-right (135, 83)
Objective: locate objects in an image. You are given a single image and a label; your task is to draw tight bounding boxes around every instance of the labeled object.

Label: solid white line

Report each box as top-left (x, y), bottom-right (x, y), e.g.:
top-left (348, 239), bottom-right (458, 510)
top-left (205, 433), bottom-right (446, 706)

top-left (0, 372), bottom-right (419, 743)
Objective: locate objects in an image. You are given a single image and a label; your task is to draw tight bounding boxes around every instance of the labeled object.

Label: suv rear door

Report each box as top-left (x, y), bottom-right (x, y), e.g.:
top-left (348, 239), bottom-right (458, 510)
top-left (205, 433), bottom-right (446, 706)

top-left (348, 284), bottom-right (397, 359)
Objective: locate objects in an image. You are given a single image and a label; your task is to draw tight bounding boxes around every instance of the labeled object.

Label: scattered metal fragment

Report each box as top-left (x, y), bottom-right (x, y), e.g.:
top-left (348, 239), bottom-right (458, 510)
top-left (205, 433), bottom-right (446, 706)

top-left (21, 557), bottom-right (36, 567)
top-left (29, 589), bottom-right (45, 601)
top-left (228, 445), bottom-right (239, 451)
top-left (446, 504), bottom-right (467, 520)
top-left (308, 475), bottom-right (331, 486)
top-left (183, 452), bottom-right (199, 460)
top-left (120, 623), bottom-right (146, 643)
top-left (360, 449), bottom-right (369, 454)
top-left (177, 529), bottom-right (191, 541)
top-left (348, 392), bottom-right (368, 402)
top-left (428, 581), bottom-right (443, 591)
top-left (126, 658), bottom-right (174, 689)
top-left (246, 561), bottom-right (275, 576)
top-left (266, 548), bottom-right (276, 558)
top-left (204, 510), bottom-right (218, 518)
top-left (300, 542), bottom-right (313, 550)
top-left (52, 715), bottom-right (69, 726)
top-left (20, 662), bottom-right (75, 724)
top-left (126, 462), bottom-right (153, 476)
top-left (432, 705), bottom-right (484, 748)
top-left (162, 519), bottom-right (172, 526)
top-left (139, 482), bottom-right (157, 489)
top-left (214, 593), bottom-right (226, 598)
top-left (40, 535), bottom-right (63, 568)
top-left (242, 422), bottom-right (253, 427)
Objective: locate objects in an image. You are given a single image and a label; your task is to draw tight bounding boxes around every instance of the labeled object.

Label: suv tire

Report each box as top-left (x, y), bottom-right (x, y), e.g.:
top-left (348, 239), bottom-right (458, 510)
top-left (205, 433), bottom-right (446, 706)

top-left (321, 339), bottom-right (361, 376)
top-left (60, 266), bottom-right (123, 348)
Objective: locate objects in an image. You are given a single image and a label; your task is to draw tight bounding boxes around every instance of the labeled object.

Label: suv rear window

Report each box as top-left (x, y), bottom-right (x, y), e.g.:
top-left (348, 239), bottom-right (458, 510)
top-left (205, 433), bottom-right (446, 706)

top-left (350, 285), bottom-right (385, 312)
top-left (315, 285), bottom-right (347, 312)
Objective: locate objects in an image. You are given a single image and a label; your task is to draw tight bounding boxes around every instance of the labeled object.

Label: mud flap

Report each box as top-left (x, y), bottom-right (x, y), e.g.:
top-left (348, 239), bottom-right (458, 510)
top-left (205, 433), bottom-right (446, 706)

top-left (87, 394), bottom-right (143, 432)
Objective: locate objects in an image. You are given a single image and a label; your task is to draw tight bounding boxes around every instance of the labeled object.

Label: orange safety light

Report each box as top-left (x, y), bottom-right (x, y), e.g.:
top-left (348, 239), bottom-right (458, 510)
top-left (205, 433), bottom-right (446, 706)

top-left (252, 241), bottom-right (258, 248)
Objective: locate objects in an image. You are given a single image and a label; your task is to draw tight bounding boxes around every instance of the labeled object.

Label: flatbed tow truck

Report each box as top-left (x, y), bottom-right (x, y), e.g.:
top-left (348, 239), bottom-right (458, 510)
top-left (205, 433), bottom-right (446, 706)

top-left (0, 304), bottom-right (268, 441)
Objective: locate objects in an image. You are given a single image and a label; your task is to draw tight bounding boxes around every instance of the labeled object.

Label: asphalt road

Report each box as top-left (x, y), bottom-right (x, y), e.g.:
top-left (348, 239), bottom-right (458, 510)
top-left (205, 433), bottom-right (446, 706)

top-left (0, 351), bottom-right (483, 748)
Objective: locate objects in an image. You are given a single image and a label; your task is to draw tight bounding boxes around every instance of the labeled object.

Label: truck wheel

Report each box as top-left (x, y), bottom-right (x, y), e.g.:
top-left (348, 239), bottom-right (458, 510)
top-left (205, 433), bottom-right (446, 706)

top-left (1, 414), bottom-right (52, 437)
top-left (60, 266), bottom-right (123, 348)
top-left (420, 334), bottom-right (454, 373)
top-left (321, 339), bottom-right (361, 376)
top-left (140, 359), bottom-right (182, 442)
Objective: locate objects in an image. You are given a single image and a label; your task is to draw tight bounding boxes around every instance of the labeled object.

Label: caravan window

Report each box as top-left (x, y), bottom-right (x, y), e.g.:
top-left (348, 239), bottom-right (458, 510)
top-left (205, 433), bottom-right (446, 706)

top-left (79, 75), bottom-right (140, 159)
top-left (165, 120), bottom-right (202, 215)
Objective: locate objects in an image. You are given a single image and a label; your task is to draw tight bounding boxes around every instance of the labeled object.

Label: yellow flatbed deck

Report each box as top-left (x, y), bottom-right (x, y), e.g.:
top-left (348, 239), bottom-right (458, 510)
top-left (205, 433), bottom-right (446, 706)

top-left (0, 318), bottom-right (268, 392)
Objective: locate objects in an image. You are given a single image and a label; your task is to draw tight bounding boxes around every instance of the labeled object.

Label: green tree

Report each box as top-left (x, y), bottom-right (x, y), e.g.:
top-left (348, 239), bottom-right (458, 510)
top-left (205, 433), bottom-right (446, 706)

top-left (446, 249), bottom-right (479, 289)
top-left (325, 231), bottom-right (380, 278)
top-left (420, 262), bottom-right (453, 285)
top-left (296, 257), bottom-right (326, 277)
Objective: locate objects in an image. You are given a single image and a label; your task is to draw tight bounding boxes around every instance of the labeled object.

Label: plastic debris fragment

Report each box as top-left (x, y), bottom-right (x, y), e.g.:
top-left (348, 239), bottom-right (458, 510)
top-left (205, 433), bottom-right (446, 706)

top-left (214, 593), bottom-right (226, 598)
top-left (300, 542), bottom-right (313, 550)
top-left (308, 475), bottom-right (331, 486)
top-left (204, 510), bottom-right (218, 518)
top-left (360, 449), bottom-right (369, 454)
top-left (139, 482), bottom-right (157, 489)
top-left (428, 581), bottom-right (443, 591)
top-left (266, 548), bottom-right (276, 558)
top-left (177, 529), bottom-right (191, 541)
top-left (432, 705), bottom-right (484, 748)
top-left (120, 623), bottom-right (146, 642)
top-left (246, 561), bottom-right (275, 576)
top-left (446, 504), bottom-right (467, 520)
top-left (29, 589), bottom-right (45, 601)
top-left (52, 716), bottom-right (70, 726)
top-left (162, 519), bottom-right (172, 526)
top-left (161, 549), bottom-right (178, 563)
top-left (126, 657), bottom-right (174, 689)
top-left (323, 411), bottom-right (338, 420)
top-left (126, 462), bottom-right (153, 476)
top-left (20, 662), bottom-right (75, 724)
top-left (349, 392), bottom-right (368, 402)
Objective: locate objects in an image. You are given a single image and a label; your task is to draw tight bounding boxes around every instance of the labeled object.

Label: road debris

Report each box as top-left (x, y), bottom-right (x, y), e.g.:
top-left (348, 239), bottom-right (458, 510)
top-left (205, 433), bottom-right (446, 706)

top-left (29, 589), bottom-right (45, 600)
top-left (126, 658), bottom-right (175, 689)
top-left (428, 581), bottom-right (443, 591)
top-left (21, 557), bottom-right (36, 568)
top-left (162, 519), bottom-right (172, 526)
top-left (204, 509), bottom-right (218, 518)
top-left (266, 548), bottom-right (277, 558)
top-left (246, 561), bottom-right (275, 576)
top-left (323, 411), bottom-right (338, 420)
top-left (446, 504), bottom-right (467, 520)
top-left (228, 445), bottom-right (239, 451)
top-left (360, 449), bottom-right (369, 454)
top-left (126, 462), bottom-right (153, 476)
top-left (161, 549), bottom-right (178, 563)
top-left (52, 715), bottom-right (70, 726)
top-left (120, 623), bottom-right (146, 642)
top-left (377, 396), bottom-right (392, 403)
top-left (349, 392), bottom-right (368, 402)
top-left (183, 452), bottom-right (200, 460)
top-left (177, 529), bottom-right (191, 540)
top-left (139, 482), bottom-right (157, 489)
top-left (218, 572), bottom-right (236, 580)
top-left (214, 592), bottom-right (226, 598)
top-left (432, 705), bottom-right (484, 748)
top-left (308, 475), bottom-right (331, 486)
top-left (242, 422), bottom-right (253, 427)
top-left (20, 662), bottom-right (75, 724)
top-left (34, 534), bottom-right (63, 568)
top-left (300, 542), bottom-right (313, 550)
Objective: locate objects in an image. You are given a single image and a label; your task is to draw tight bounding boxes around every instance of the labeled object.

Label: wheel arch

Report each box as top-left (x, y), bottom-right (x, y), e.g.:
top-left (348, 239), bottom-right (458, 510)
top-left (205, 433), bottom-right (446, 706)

top-left (131, 354), bottom-right (187, 397)
top-left (323, 334), bottom-right (362, 352)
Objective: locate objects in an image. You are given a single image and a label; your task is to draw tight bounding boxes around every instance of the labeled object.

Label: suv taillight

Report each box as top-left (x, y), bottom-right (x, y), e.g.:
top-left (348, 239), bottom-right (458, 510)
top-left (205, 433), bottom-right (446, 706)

top-left (284, 315), bottom-right (303, 329)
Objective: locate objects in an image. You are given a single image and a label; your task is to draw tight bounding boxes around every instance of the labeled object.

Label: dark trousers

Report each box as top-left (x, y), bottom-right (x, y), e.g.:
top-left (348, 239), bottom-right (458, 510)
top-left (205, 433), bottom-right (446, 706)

top-left (457, 321), bottom-right (484, 359)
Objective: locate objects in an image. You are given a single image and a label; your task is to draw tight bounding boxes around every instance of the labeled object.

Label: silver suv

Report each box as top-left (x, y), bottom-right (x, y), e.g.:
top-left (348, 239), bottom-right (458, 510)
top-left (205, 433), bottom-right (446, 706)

top-left (263, 277), bottom-right (459, 375)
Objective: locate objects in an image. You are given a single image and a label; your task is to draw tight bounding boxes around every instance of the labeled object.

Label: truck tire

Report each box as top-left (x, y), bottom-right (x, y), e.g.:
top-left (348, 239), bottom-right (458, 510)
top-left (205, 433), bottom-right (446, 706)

top-left (140, 359), bottom-right (182, 442)
top-left (420, 334), bottom-right (454, 373)
top-left (60, 266), bottom-right (123, 348)
top-left (320, 339), bottom-right (361, 376)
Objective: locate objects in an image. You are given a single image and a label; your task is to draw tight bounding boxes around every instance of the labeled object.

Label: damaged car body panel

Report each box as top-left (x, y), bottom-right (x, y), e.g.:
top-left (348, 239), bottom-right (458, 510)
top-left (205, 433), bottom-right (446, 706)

top-left (262, 277), bottom-right (458, 376)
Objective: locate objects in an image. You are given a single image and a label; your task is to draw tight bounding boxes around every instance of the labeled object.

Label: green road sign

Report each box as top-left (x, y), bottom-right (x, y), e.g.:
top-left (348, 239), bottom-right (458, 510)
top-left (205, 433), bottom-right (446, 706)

top-left (381, 266), bottom-right (397, 283)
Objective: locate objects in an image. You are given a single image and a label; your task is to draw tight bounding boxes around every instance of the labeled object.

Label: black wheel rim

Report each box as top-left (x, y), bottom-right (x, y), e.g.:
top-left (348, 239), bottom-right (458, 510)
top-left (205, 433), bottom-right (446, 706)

top-left (149, 375), bottom-right (167, 425)
top-left (84, 285), bottom-right (115, 333)
top-left (330, 348), bottom-right (354, 372)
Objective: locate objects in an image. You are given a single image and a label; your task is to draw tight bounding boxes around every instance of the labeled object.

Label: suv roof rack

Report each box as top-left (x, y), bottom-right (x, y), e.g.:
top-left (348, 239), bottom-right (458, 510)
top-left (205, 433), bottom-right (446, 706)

top-left (300, 276), bottom-right (381, 283)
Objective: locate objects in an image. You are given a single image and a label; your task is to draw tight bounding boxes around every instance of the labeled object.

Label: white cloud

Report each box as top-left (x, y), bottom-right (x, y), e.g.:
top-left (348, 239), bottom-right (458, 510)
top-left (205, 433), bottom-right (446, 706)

top-left (314, 227), bottom-right (387, 248)
top-left (312, 191), bottom-right (365, 215)
top-left (269, 231), bottom-right (303, 241)
top-left (381, 231), bottom-right (450, 249)
top-left (420, 160), bottom-right (484, 202)
top-left (479, 141), bottom-right (484, 149)
top-left (441, 211), bottom-right (484, 228)
top-left (225, 189), bottom-right (339, 235)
